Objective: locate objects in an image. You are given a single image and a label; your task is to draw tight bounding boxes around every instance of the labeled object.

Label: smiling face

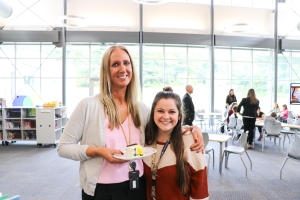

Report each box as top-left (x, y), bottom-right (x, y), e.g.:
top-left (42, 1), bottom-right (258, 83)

top-left (109, 48), bottom-right (132, 90)
top-left (154, 98), bottom-right (180, 137)
top-left (230, 89), bottom-right (234, 95)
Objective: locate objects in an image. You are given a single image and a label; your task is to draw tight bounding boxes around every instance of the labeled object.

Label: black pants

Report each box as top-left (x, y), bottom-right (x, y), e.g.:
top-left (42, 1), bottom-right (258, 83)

top-left (243, 117), bottom-right (256, 145)
top-left (257, 126), bottom-right (262, 134)
top-left (82, 176), bottom-right (146, 200)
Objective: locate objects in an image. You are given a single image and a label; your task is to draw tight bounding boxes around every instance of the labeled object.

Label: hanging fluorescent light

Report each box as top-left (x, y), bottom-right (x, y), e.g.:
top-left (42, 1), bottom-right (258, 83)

top-left (56, 15), bottom-right (88, 28)
top-left (0, 0), bottom-right (13, 18)
top-left (223, 23), bottom-right (253, 33)
top-left (132, 0), bottom-right (168, 5)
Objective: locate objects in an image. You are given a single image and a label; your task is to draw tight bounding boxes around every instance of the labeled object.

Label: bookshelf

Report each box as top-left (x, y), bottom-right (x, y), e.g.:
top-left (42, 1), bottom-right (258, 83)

top-left (36, 106), bottom-right (67, 148)
top-left (1, 106), bottom-right (67, 148)
top-left (0, 107), bottom-right (4, 145)
top-left (3, 107), bottom-right (36, 145)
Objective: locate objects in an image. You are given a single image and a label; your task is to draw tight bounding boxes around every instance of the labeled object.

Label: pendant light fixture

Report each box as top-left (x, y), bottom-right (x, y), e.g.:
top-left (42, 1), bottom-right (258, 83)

top-left (56, 15), bottom-right (88, 28)
top-left (132, 0), bottom-right (168, 5)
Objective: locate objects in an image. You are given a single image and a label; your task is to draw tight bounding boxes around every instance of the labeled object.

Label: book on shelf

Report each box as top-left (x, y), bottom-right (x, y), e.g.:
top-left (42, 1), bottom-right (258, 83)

top-left (23, 121), bottom-right (35, 129)
top-left (6, 121), bottom-right (21, 129)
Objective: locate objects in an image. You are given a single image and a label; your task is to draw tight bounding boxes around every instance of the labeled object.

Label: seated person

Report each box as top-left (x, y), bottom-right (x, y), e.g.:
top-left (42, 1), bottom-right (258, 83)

top-left (229, 106), bottom-right (243, 138)
top-left (226, 102), bottom-right (238, 124)
top-left (229, 106), bottom-right (242, 121)
top-left (256, 107), bottom-right (265, 141)
top-left (263, 112), bottom-right (278, 130)
top-left (270, 102), bottom-right (280, 113)
top-left (278, 104), bottom-right (288, 123)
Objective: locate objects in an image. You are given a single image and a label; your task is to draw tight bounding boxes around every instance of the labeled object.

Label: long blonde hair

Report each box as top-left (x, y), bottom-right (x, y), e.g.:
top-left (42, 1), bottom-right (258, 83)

top-left (247, 89), bottom-right (259, 105)
top-left (100, 45), bottom-right (142, 129)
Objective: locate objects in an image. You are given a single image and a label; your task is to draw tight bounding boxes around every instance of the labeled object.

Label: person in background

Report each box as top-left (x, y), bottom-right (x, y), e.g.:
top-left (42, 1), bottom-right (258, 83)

top-left (226, 102), bottom-right (238, 124)
top-left (163, 86), bottom-right (173, 92)
top-left (226, 89), bottom-right (237, 109)
top-left (143, 91), bottom-right (209, 200)
top-left (279, 104), bottom-right (289, 123)
top-left (256, 107), bottom-right (265, 141)
top-left (263, 112), bottom-right (278, 129)
top-left (237, 89), bottom-right (259, 149)
top-left (57, 45), bottom-right (203, 200)
top-left (229, 106), bottom-right (242, 121)
top-left (182, 85), bottom-right (195, 126)
top-left (270, 102), bottom-right (280, 113)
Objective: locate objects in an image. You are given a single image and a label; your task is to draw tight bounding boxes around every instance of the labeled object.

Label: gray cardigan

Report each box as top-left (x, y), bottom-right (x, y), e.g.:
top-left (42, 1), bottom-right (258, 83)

top-left (57, 94), bottom-right (150, 196)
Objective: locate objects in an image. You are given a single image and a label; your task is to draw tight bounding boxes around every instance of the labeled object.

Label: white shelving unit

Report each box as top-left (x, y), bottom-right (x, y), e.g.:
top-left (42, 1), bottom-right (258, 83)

top-left (0, 107), bottom-right (4, 145)
top-left (2, 107), bottom-right (37, 145)
top-left (36, 106), bottom-right (67, 148)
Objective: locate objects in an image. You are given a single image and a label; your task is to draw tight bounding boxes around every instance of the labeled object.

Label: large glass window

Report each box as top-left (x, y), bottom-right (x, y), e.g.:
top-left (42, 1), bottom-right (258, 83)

top-left (214, 48), bottom-right (273, 113)
top-left (142, 45), bottom-right (210, 111)
top-left (0, 43), bottom-right (62, 107)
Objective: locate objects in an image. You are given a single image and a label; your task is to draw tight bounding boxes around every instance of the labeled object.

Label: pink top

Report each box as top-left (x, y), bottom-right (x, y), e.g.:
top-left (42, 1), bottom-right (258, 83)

top-left (97, 115), bottom-right (144, 184)
top-left (282, 109), bottom-right (288, 119)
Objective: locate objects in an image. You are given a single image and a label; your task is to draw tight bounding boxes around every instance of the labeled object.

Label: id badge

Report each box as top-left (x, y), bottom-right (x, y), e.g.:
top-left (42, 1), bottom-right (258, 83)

top-left (129, 170), bottom-right (139, 190)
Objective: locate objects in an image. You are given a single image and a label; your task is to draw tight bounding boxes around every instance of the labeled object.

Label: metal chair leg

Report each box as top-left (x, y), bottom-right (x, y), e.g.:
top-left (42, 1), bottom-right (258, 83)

top-left (240, 155), bottom-right (248, 178)
top-left (206, 153), bottom-right (210, 176)
top-left (280, 157), bottom-right (288, 179)
top-left (245, 151), bottom-right (252, 170)
top-left (212, 149), bottom-right (215, 169)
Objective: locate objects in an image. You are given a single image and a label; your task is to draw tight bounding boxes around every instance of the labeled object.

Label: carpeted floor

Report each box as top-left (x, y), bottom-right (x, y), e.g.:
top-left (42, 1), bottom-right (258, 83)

top-left (0, 129), bottom-right (300, 200)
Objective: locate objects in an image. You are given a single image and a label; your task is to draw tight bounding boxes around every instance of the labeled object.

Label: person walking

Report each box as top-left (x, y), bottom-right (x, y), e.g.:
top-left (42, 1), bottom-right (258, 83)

top-left (237, 89), bottom-right (259, 149)
top-left (182, 85), bottom-right (195, 126)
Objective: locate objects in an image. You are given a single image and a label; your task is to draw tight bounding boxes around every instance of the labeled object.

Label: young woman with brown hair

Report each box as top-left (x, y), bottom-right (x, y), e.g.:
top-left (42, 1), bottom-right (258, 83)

top-left (143, 91), bottom-right (209, 200)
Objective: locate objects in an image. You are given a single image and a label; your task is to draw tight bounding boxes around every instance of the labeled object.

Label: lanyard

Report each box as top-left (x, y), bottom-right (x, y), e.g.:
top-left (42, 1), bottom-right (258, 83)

top-left (116, 107), bottom-right (131, 146)
top-left (151, 138), bottom-right (170, 199)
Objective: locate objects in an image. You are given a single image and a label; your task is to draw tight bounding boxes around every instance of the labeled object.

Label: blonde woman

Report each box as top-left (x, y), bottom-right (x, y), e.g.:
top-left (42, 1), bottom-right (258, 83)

top-left (271, 102), bottom-right (280, 113)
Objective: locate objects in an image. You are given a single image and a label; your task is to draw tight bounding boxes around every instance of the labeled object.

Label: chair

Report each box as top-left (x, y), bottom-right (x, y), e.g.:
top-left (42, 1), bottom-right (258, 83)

top-left (262, 120), bottom-right (282, 152)
top-left (280, 118), bottom-right (296, 149)
top-left (293, 118), bottom-right (300, 138)
top-left (288, 111), bottom-right (293, 119)
top-left (202, 132), bottom-right (214, 176)
top-left (280, 139), bottom-right (300, 179)
top-left (221, 132), bottom-right (252, 177)
top-left (195, 109), bottom-right (208, 130)
top-left (212, 109), bottom-right (222, 131)
top-left (226, 117), bottom-right (237, 135)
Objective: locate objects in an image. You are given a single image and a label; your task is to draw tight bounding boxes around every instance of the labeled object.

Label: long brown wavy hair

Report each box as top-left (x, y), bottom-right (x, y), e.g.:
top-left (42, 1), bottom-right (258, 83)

top-left (145, 91), bottom-right (190, 196)
top-left (247, 88), bottom-right (259, 105)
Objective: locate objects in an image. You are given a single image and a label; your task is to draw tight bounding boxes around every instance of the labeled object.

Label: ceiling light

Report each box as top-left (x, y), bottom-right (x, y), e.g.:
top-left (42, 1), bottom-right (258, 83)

top-left (297, 22), bottom-right (300, 31)
top-left (224, 23), bottom-right (253, 33)
top-left (0, 0), bottom-right (13, 18)
top-left (132, 0), bottom-right (168, 5)
top-left (56, 15), bottom-right (88, 28)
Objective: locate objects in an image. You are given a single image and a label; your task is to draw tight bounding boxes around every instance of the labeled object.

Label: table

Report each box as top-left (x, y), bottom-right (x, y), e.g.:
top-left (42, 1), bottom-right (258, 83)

top-left (208, 134), bottom-right (232, 173)
top-left (255, 120), bottom-right (300, 129)
top-left (255, 120), bottom-right (300, 149)
top-left (201, 113), bottom-right (223, 130)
